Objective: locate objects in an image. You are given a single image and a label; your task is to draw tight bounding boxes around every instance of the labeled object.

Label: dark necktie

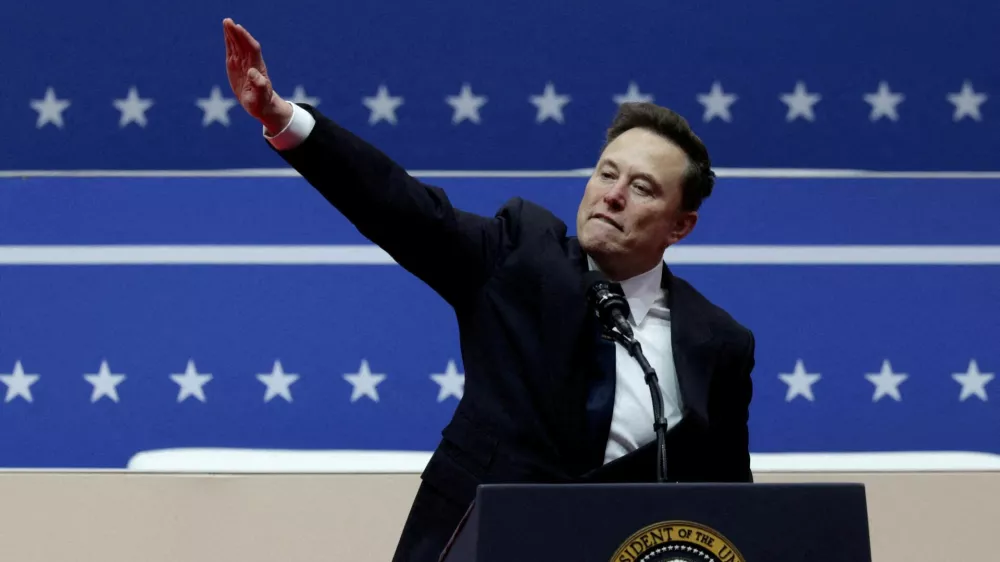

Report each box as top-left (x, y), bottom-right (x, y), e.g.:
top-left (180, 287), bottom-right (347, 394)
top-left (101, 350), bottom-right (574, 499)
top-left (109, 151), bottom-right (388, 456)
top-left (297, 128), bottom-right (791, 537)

top-left (583, 318), bottom-right (617, 466)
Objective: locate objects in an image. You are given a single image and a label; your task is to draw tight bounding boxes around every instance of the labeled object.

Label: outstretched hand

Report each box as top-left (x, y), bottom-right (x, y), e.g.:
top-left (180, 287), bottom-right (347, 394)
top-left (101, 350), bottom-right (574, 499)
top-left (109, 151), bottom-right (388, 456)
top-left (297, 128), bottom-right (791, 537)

top-left (223, 18), bottom-right (292, 133)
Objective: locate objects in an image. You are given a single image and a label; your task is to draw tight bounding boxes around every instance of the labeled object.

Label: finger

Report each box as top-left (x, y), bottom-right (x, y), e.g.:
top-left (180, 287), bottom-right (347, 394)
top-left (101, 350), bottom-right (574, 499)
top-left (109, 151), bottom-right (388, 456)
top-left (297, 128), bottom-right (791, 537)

top-left (224, 25), bottom-right (236, 58)
top-left (231, 23), bottom-right (252, 53)
top-left (223, 20), bottom-right (238, 53)
top-left (224, 19), bottom-right (241, 54)
top-left (225, 33), bottom-right (243, 77)
top-left (234, 23), bottom-right (262, 58)
top-left (240, 25), bottom-right (263, 54)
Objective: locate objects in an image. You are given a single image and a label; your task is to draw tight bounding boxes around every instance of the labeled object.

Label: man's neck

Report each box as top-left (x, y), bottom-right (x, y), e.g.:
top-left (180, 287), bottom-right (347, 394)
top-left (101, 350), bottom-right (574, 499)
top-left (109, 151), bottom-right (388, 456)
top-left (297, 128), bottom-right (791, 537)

top-left (588, 254), bottom-right (661, 283)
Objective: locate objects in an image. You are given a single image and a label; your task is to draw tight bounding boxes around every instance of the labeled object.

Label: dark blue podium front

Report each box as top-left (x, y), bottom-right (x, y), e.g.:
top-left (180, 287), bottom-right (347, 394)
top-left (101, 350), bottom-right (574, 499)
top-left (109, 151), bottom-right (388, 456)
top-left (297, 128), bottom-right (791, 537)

top-left (440, 483), bottom-right (871, 561)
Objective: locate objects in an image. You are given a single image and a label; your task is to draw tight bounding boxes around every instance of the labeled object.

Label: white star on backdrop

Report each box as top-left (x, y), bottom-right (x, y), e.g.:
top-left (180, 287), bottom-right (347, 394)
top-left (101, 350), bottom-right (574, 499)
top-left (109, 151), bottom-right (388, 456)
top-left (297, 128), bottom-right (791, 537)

top-left (864, 81), bottom-right (904, 122)
top-left (113, 86), bottom-right (154, 128)
top-left (30, 87), bottom-right (71, 129)
top-left (529, 82), bottom-right (571, 124)
top-left (613, 81), bottom-right (654, 105)
top-left (196, 86), bottom-right (237, 127)
top-left (430, 360), bottom-right (465, 402)
top-left (257, 360), bottom-right (299, 403)
top-left (865, 360), bottom-right (908, 402)
top-left (344, 359), bottom-right (386, 402)
top-left (363, 84), bottom-right (404, 125)
top-left (170, 360), bottom-right (212, 403)
top-left (83, 360), bottom-right (126, 403)
top-left (446, 83), bottom-right (488, 124)
top-left (0, 361), bottom-right (40, 403)
top-left (696, 81), bottom-right (737, 122)
top-left (287, 85), bottom-right (320, 107)
top-left (780, 81), bottom-right (822, 122)
top-left (947, 81), bottom-right (987, 122)
top-left (952, 359), bottom-right (993, 401)
top-left (24, 82), bottom-right (993, 132)
top-left (778, 360), bottom-right (821, 402)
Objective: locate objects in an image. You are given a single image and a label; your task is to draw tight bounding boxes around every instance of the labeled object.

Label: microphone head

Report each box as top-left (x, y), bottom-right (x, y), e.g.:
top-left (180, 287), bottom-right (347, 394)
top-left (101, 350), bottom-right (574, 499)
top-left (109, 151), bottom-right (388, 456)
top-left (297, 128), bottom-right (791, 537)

top-left (581, 270), bottom-right (609, 294)
top-left (582, 270), bottom-right (628, 317)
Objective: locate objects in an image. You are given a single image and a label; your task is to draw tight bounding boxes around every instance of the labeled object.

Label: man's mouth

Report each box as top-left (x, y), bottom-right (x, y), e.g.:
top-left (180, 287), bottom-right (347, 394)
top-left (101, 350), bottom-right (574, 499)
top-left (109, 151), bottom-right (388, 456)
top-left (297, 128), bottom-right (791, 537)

top-left (593, 213), bottom-right (623, 231)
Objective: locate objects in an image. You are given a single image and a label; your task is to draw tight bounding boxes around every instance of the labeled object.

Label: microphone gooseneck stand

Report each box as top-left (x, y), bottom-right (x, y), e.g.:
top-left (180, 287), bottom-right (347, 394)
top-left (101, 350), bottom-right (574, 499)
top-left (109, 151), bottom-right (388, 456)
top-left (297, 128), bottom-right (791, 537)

top-left (583, 270), bottom-right (670, 483)
top-left (609, 329), bottom-right (670, 484)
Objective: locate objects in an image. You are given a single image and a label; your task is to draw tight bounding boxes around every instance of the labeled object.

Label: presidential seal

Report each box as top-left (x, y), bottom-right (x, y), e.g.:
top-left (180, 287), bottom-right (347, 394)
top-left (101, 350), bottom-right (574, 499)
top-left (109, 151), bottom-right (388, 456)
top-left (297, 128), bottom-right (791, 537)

top-left (609, 521), bottom-right (745, 562)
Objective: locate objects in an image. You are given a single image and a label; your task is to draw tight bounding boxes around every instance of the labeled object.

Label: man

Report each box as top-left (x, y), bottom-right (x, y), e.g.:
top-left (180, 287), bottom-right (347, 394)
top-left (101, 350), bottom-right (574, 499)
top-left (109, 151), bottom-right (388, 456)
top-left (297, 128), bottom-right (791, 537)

top-left (223, 18), bottom-right (754, 562)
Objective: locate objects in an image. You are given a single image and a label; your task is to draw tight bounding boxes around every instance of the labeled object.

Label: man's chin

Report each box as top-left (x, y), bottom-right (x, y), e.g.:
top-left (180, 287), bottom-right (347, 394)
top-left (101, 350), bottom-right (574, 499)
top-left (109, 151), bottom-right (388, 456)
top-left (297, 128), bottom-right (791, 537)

top-left (579, 235), bottom-right (620, 257)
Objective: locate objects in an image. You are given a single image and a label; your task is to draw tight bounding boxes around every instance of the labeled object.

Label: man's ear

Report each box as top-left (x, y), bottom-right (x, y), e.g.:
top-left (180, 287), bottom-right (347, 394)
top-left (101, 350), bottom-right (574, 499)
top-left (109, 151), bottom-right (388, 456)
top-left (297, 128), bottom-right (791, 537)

top-left (667, 211), bottom-right (698, 246)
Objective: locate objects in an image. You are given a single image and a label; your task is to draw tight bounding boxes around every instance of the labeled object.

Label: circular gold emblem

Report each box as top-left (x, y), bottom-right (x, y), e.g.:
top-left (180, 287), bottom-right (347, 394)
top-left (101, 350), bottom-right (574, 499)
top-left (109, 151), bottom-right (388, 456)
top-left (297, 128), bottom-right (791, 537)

top-left (609, 521), bottom-right (744, 562)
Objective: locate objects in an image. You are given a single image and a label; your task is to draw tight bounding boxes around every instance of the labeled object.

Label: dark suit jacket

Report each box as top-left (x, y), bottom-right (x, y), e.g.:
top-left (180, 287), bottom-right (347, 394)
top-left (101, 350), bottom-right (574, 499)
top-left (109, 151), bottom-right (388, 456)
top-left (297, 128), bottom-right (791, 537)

top-left (269, 104), bottom-right (755, 562)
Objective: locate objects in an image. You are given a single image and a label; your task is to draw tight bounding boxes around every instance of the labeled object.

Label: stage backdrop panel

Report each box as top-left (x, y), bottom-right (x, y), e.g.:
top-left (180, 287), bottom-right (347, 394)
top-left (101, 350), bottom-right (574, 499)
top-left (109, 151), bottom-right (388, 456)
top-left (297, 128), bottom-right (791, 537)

top-left (0, 0), bottom-right (996, 171)
top-left (1, 174), bottom-right (998, 468)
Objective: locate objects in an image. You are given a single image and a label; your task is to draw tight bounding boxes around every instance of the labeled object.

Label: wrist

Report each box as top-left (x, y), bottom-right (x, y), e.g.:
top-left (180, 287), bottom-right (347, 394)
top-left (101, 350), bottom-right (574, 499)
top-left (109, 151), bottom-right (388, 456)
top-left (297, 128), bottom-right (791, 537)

top-left (261, 98), bottom-right (294, 136)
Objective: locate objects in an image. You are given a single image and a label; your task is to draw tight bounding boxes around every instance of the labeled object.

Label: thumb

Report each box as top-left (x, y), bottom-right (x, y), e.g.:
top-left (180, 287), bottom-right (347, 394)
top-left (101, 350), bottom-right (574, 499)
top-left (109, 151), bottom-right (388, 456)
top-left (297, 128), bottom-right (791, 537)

top-left (245, 67), bottom-right (274, 111)
top-left (248, 67), bottom-right (269, 90)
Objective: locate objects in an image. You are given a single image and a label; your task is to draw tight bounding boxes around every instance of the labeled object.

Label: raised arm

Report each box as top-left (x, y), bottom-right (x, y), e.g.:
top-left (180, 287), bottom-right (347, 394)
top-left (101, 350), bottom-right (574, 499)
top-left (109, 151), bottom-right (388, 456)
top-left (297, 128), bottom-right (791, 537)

top-left (223, 18), bottom-right (514, 306)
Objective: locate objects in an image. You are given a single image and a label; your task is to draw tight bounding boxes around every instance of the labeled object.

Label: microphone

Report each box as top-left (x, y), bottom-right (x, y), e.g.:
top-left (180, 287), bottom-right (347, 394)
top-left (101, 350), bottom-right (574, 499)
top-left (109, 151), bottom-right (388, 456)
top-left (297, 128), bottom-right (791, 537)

top-left (582, 271), bottom-right (633, 340)
top-left (583, 270), bottom-right (670, 483)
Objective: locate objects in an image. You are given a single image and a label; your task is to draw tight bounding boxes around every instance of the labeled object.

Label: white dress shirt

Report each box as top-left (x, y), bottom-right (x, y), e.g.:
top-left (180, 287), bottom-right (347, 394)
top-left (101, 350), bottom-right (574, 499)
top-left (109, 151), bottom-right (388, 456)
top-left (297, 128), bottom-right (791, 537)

top-left (264, 101), bottom-right (316, 150)
top-left (587, 257), bottom-right (684, 464)
top-left (264, 102), bottom-right (686, 464)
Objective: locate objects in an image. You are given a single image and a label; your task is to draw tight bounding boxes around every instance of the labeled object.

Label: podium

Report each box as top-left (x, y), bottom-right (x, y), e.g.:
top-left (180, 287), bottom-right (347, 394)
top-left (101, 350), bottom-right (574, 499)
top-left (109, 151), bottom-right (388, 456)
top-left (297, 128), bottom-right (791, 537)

top-left (440, 482), bottom-right (871, 561)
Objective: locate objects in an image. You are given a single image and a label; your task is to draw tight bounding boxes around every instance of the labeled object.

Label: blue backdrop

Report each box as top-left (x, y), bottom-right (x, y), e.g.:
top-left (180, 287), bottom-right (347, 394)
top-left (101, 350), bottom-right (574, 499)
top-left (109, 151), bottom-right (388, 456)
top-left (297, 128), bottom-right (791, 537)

top-left (1, 174), bottom-right (998, 468)
top-left (1, 0), bottom-right (997, 171)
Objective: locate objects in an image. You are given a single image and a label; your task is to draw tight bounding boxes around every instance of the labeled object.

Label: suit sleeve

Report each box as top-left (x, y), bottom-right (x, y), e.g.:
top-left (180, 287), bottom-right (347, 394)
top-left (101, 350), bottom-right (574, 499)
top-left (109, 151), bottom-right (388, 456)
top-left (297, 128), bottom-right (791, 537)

top-left (267, 103), bottom-right (515, 306)
top-left (713, 329), bottom-right (755, 482)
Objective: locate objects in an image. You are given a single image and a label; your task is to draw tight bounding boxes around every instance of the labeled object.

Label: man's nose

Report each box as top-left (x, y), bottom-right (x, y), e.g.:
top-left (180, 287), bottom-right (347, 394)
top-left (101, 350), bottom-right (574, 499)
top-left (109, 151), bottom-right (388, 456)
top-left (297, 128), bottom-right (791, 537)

top-left (602, 180), bottom-right (627, 210)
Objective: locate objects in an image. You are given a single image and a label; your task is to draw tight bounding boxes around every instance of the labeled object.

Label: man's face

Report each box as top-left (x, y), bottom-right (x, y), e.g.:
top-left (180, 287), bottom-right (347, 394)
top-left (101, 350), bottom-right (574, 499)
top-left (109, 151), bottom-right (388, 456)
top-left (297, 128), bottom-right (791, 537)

top-left (576, 127), bottom-right (698, 280)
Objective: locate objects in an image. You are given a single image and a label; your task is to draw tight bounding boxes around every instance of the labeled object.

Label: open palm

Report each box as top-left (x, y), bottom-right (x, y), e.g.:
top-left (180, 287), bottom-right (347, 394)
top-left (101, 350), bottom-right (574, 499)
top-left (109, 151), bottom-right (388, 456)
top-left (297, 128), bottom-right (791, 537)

top-left (223, 18), bottom-right (276, 120)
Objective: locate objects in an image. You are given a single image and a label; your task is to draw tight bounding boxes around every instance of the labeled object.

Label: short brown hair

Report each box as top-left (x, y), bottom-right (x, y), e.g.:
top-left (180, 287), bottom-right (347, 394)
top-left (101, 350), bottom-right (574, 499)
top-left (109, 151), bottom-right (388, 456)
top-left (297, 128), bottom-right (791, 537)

top-left (602, 102), bottom-right (715, 212)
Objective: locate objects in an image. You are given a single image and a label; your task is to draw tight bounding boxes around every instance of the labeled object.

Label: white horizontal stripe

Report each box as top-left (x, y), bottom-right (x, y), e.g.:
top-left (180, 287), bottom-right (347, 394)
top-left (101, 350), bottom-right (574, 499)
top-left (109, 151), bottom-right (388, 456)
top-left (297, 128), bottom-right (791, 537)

top-left (0, 169), bottom-right (590, 178)
top-left (2, 245), bottom-right (1000, 265)
top-left (666, 245), bottom-right (1000, 264)
top-left (116, 448), bottom-right (1000, 473)
top-left (2, 168), bottom-right (1000, 179)
top-left (1, 450), bottom-right (996, 473)
top-left (713, 168), bottom-right (1000, 179)
top-left (0, 245), bottom-right (394, 265)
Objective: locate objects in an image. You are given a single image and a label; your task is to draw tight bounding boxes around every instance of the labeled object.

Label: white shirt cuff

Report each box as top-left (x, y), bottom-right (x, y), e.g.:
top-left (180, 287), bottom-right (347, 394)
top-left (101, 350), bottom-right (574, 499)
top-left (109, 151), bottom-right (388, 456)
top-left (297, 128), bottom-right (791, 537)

top-left (264, 102), bottom-right (316, 150)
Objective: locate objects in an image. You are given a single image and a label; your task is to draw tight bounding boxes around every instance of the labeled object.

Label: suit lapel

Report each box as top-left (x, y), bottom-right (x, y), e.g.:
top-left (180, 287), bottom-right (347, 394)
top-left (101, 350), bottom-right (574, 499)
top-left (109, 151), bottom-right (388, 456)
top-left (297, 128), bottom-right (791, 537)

top-left (566, 239), bottom-right (719, 469)
top-left (662, 264), bottom-right (717, 425)
top-left (585, 262), bottom-right (720, 481)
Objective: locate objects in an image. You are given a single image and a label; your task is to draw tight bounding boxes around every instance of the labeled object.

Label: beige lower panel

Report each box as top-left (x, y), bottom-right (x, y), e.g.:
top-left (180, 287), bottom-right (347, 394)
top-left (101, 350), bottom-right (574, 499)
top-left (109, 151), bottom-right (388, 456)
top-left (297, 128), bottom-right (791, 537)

top-left (0, 471), bottom-right (994, 561)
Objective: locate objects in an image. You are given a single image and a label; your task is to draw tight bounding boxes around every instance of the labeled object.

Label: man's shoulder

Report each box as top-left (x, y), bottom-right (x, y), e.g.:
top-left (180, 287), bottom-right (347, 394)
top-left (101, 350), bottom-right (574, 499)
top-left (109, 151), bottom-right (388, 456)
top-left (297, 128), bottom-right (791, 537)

top-left (493, 196), bottom-right (569, 240)
top-left (670, 272), bottom-right (752, 342)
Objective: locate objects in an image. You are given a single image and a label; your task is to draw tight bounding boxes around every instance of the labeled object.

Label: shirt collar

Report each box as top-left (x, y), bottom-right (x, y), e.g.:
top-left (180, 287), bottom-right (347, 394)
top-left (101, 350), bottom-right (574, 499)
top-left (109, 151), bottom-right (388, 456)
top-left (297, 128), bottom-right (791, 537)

top-left (587, 255), bottom-right (665, 325)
